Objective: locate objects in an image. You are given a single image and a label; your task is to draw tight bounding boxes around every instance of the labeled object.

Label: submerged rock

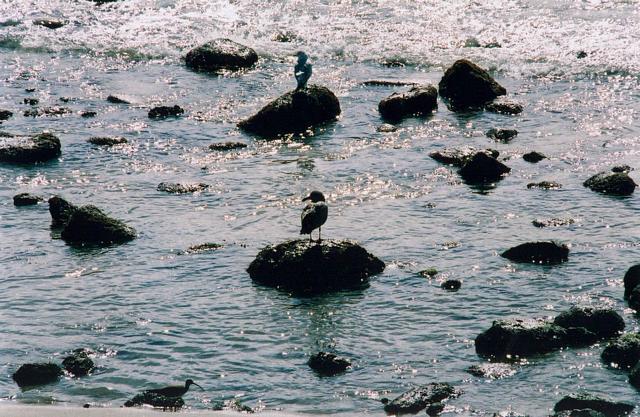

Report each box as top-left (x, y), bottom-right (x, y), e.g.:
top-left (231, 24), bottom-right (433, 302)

top-left (48, 196), bottom-right (77, 227)
top-left (308, 352), bottom-right (351, 376)
top-left (527, 181), bottom-right (562, 189)
top-left (87, 136), bottom-right (127, 146)
top-left (148, 105), bottom-right (184, 119)
top-left (24, 98), bottom-right (39, 105)
top-left (209, 142), bottom-right (247, 151)
top-left (0, 133), bottom-right (61, 163)
top-left (12, 363), bottom-right (62, 387)
top-left (378, 85), bottom-right (437, 121)
top-left (553, 393), bottom-right (634, 417)
top-left (23, 107), bottom-right (71, 117)
top-left (210, 399), bottom-right (254, 413)
top-left (532, 218), bottom-right (575, 228)
top-left (629, 363), bottom-right (640, 389)
top-left (466, 363), bottom-right (516, 379)
top-left (485, 100), bottom-right (523, 115)
top-left (14, 193), bottom-right (43, 206)
top-left (611, 165), bottom-right (632, 173)
top-left (0, 110), bottom-right (13, 120)
top-left (623, 264), bottom-right (640, 299)
top-left (61, 205), bottom-right (136, 245)
top-left (430, 147), bottom-right (499, 167)
top-left (377, 123), bottom-right (398, 133)
top-left (584, 172), bottom-right (636, 196)
top-left (185, 38), bottom-right (258, 72)
top-left (383, 383), bottom-right (457, 414)
top-left (247, 239), bottom-right (384, 294)
top-left (183, 242), bottom-right (223, 254)
top-left (62, 348), bottom-right (95, 377)
top-left (501, 241), bottom-right (569, 264)
top-left (475, 318), bottom-right (569, 358)
top-left (458, 152), bottom-right (510, 184)
top-left (81, 110), bottom-right (97, 118)
top-left (157, 182), bottom-right (209, 194)
top-left (486, 128), bottom-right (518, 142)
top-left (106, 95), bottom-right (129, 104)
top-left (438, 59), bottom-right (506, 110)
top-left (238, 85), bottom-right (340, 137)
top-left (33, 18), bottom-right (65, 29)
top-left (419, 268), bottom-right (438, 278)
top-left (124, 392), bottom-right (185, 410)
top-left (553, 307), bottom-right (624, 340)
top-left (441, 279), bottom-right (461, 291)
top-left (523, 151), bottom-right (546, 163)
top-left (601, 333), bottom-right (640, 369)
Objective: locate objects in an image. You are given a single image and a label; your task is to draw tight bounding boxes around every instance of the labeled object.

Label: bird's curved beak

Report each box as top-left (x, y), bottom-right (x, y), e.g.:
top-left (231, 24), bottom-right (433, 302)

top-left (302, 195), bottom-right (311, 202)
top-left (193, 382), bottom-right (204, 391)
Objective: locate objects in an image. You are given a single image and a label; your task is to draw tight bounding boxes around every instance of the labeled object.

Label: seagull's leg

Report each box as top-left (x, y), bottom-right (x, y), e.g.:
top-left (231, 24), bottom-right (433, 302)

top-left (318, 226), bottom-right (322, 242)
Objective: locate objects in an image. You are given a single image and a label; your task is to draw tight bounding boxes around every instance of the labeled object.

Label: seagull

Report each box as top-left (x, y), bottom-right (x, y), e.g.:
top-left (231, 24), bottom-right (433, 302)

top-left (294, 51), bottom-right (312, 90)
top-left (300, 191), bottom-right (328, 242)
top-left (144, 379), bottom-right (203, 398)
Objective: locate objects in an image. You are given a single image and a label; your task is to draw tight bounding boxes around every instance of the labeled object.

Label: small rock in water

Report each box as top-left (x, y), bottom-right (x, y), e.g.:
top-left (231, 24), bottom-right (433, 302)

top-left (376, 123), bottom-right (397, 133)
top-left (629, 362), bottom-right (640, 389)
top-left (466, 363), bottom-right (516, 379)
top-left (378, 85), bottom-right (438, 121)
top-left (184, 242), bottom-right (223, 254)
top-left (576, 51), bottom-right (588, 59)
top-left (0, 133), bottom-right (61, 163)
top-left (362, 80), bottom-right (417, 87)
top-left (157, 182), bottom-right (209, 194)
top-left (0, 110), bottom-right (12, 120)
top-left (523, 151), bottom-right (546, 163)
top-left (584, 172), bottom-right (637, 196)
top-left (62, 348), bottom-right (95, 377)
top-left (486, 128), bottom-right (518, 142)
top-left (148, 105), bottom-right (184, 119)
top-left (12, 363), bottom-right (62, 387)
top-left (624, 264), bottom-right (640, 299)
top-left (24, 106), bottom-right (71, 117)
top-left (380, 58), bottom-right (407, 67)
top-left (124, 392), bottom-right (185, 410)
top-left (23, 98), bottom-right (39, 105)
top-left (527, 181), bottom-right (562, 190)
top-left (441, 279), bottom-right (461, 291)
top-left (106, 95), bottom-right (129, 104)
top-left (553, 393), bottom-right (634, 417)
top-left (80, 110), bottom-right (97, 118)
top-left (33, 19), bottom-right (65, 29)
top-left (463, 37), bottom-right (481, 47)
top-left (61, 205), bottom-right (136, 246)
top-left (210, 399), bottom-right (254, 413)
top-left (272, 30), bottom-right (298, 43)
top-left (185, 38), bottom-right (258, 72)
top-left (209, 142), bottom-right (247, 151)
top-left (383, 383), bottom-right (458, 414)
top-left (14, 193), bottom-right (43, 206)
top-left (601, 333), bottom-right (640, 369)
top-left (553, 306), bottom-right (624, 340)
top-left (532, 218), bottom-right (575, 228)
top-left (458, 152), bottom-right (511, 184)
top-left (88, 136), bottom-right (127, 146)
top-left (419, 268), bottom-right (438, 278)
top-left (501, 241), bottom-right (569, 264)
top-left (438, 59), bottom-right (506, 111)
top-left (430, 147), bottom-right (499, 167)
top-left (485, 100), bottom-right (523, 115)
top-left (308, 352), bottom-right (351, 376)
top-left (611, 165), bottom-right (632, 173)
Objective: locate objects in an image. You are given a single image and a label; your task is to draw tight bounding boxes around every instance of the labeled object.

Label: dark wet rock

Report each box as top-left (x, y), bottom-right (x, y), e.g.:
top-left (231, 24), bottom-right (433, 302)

top-left (629, 362), bottom-right (640, 388)
top-left (12, 363), bottom-right (62, 387)
top-left (485, 100), bottom-right (524, 115)
top-left (475, 318), bottom-right (569, 358)
top-left (523, 151), bottom-right (546, 163)
top-left (14, 193), bottom-right (43, 206)
top-left (430, 147), bottom-right (499, 167)
top-left (623, 265), bottom-right (640, 299)
top-left (87, 136), bottom-right (127, 146)
top-left (419, 268), bottom-right (438, 278)
top-left (486, 128), bottom-right (518, 142)
top-left (25, 88), bottom-right (36, 92)
top-left (247, 239), bottom-right (385, 294)
top-left (308, 352), bottom-right (351, 376)
top-left (23, 98), bottom-right (39, 105)
top-left (484, 42), bottom-right (502, 48)
top-left (501, 241), bottom-right (569, 264)
top-left (612, 165), bottom-right (632, 173)
top-left (148, 105), bottom-right (184, 119)
top-left (62, 348), bottom-right (95, 377)
top-left (441, 279), bottom-right (461, 291)
top-left (438, 59), bottom-right (506, 111)
top-left (553, 393), bottom-right (634, 417)
top-left (383, 383), bottom-right (457, 414)
top-left (378, 85), bottom-right (437, 121)
top-left (426, 402), bottom-right (445, 416)
top-left (272, 30), bottom-right (298, 43)
top-left (584, 172), bottom-right (636, 196)
top-left (554, 410), bottom-right (607, 417)
top-left (377, 123), bottom-right (398, 133)
top-left (24, 106), bottom-right (71, 117)
top-left (238, 85), bottom-right (340, 137)
top-left (601, 333), bottom-right (640, 369)
top-left (554, 307), bottom-right (624, 339)
top-left (59, 97), bottom-right (71, 103)
top-left (380, 58), bottom-right (407, 67)
top-left (49, 196), bottom-right (78, 227)
top-left (183, 242), bottom-right (223, 254)
top-left (0, 110), bottom-right (12, 120)
top-left (33, 19), bottom-right (65, 29)
top-left (532, 218), bottom-right (575, 228)
top-left (362, 80), bottom-right (417, 87)
top-left (209, 141), bottom-right (247, 151)
top-left (577, 51), bottom-right (588, 59)
top-left (185, 38), bottom-right (258, 72)
top-left (527, 181), bottom-right (562, 189)
top-left (458, 152), bottom-right (511, 184)
top-left (91, 0), bottom-right (120, 4)
top-left (81, 110), bottom-right (97, 118)
top-left (125, 392), bottom-right (184, 409)
top-left (61, 205), bottom-right (136, 245)
top-left (628, 286), bottom-right (640, 311)
top-left (157, 182), bottom-right (209, 194)
top-left (106, 95), bottom-right (129, 104)
top-left (466, 363), bottom-right (516, 379)
top-left (83, 404), bottom-right (91, 408)
top-left (0, 133), bottom-right (61, 163)
top-left (210, 399), bottom-right (254, 413)
top-left (464, 37), bottom-right (481, 47)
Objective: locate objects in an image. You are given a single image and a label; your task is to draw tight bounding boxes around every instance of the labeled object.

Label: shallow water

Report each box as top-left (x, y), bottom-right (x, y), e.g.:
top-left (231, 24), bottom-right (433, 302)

top-left (1, 1), bottom-right (640, 415)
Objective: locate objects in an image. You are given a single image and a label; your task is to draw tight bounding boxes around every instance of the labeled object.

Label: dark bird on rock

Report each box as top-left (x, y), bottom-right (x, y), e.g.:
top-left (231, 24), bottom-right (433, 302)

top-left (294, 51), bottom-right (312, 90)
top-left (144, 379), bottom-right (203, 398)
top-left (300, 191), bottom-right (328, 242)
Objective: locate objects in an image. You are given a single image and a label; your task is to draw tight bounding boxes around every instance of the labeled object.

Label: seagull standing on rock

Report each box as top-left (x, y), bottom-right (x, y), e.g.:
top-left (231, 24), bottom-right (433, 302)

top-left (294, 51), bottom-right (312, 90)
top-left (300, 191), bottom-right (328, 242)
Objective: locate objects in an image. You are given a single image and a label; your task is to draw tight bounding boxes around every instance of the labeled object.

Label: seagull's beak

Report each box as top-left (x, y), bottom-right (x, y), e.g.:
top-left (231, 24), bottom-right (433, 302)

top-left (193, 382), bottom-right (204, 391)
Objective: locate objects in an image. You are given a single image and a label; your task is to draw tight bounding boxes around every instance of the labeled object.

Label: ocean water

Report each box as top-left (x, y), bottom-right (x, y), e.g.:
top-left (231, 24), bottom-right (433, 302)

top-left (1, 0), bottom-right (640, 415)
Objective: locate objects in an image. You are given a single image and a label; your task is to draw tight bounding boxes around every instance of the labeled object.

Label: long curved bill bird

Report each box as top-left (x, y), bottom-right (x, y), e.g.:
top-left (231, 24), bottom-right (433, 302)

top-left (300, 191), bottom-right (328, 242)
top-left (144, 379), bottom-right (204, 398)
